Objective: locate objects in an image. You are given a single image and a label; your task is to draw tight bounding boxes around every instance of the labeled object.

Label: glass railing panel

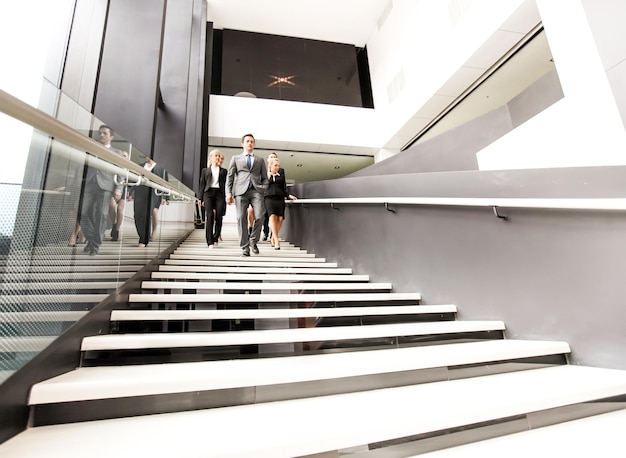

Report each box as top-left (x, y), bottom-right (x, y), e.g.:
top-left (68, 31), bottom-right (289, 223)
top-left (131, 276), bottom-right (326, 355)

top-left (0, 89), bottom-right (195, 385)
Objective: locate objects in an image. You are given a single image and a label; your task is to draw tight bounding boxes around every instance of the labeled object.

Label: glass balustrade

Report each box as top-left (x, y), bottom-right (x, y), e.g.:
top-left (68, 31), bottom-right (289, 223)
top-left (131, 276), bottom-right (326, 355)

top-left (0, 85), bottom-right (195, 385)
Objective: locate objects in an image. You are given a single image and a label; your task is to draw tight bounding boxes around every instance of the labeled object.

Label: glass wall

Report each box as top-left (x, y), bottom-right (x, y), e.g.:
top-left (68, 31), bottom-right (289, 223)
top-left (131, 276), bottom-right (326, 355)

top-left (0, 87), bottom-right (195, 385)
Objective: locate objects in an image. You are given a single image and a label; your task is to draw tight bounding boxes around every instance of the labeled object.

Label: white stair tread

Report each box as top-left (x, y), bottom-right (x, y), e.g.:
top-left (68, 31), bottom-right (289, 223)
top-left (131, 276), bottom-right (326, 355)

top-left (413, 409), bottom-right (626, 457)
top-left (128, 292), bottom-right (421, 303)
top-left (164, 259), bottom-right (337, 267)
top-left (30, 339), bottom-right (569, 404)
top-left (5, 365), bottom-right (626, 458)
top-left (159, 265), bottom-right (352, 275)
top-left (171, 252), bottom-right (318, 259)
top-left (111, 304), bottom-right (455, 321)
top-left (81, 320), bottom-right (505, 350)
top-left (151, 272), bottom-right (368, 281)
top-left (141, 280), bottom-right (391, 290)
top-left (159, 265), bottom-right (354, 274)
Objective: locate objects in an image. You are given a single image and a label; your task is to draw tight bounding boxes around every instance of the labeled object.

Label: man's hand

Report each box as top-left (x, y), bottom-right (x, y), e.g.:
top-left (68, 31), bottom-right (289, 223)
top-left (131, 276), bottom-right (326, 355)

top-left (226, 195), bottom-right (234, 205)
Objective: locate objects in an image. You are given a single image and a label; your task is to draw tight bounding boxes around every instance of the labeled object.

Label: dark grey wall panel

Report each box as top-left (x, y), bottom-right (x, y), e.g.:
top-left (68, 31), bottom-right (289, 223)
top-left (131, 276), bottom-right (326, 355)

top-left (185, 1), bottom-right (208, 192)
top-left (94, 0), bottom-right (166, 155)
top-left (286, 166), bottom-right (626, 370)
top-left (153, 0), bottom-right (194, 178)
top-left (220, 30), bottom-right (363, 107)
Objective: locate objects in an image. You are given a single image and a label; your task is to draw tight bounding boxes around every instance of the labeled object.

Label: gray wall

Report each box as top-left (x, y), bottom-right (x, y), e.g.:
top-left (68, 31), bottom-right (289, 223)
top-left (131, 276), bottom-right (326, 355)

top-left (285, 67), bottom-right (624, 371)
top-left (285, 166), bottom-right (626, 370)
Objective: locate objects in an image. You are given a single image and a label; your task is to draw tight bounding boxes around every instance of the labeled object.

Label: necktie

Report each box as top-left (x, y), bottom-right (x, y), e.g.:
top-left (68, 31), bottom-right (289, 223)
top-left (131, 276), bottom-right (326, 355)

top-left (246, 154), bottom-right (253, 189)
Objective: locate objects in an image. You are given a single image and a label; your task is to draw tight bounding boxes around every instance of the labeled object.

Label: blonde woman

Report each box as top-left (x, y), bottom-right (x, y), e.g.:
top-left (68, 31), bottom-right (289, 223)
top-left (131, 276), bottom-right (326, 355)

top-left (198, 149), bottom-right (227, 247)
top-left (264, 157), bottom-right (296, 249)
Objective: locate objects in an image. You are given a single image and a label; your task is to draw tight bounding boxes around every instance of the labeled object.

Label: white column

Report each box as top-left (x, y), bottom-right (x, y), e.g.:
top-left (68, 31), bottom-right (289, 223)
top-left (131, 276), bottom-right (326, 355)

top-left (477, 0), bottom-right (626, 170)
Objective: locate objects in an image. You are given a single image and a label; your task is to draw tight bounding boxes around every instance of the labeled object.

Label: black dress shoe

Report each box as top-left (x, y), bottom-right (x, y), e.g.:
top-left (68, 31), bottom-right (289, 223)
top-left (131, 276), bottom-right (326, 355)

top-left (241, 250), bottom-right (250, 257)
top-left (251, 244), bottom-right (259, 254)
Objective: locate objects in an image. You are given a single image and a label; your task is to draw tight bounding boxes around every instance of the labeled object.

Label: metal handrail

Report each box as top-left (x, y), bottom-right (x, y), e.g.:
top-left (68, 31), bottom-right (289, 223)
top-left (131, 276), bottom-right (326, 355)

top-left (0, 88), bottom-right (194, 201)
top-left (288, 196), bottom-right (626, 215)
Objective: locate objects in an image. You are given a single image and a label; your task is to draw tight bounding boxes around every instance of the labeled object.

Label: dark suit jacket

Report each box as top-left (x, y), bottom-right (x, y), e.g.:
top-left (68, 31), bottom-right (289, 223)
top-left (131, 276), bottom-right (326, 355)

top-left (198, 166), bottom-right (227, 198)
top-left (265, 170), bottom-right (288, 198)
top-left (131, 162), bottom-right (168, 210)
top-left (84, 147), bottom-right (121, 192)
top-left (226, 153), bottom-right (268, 197)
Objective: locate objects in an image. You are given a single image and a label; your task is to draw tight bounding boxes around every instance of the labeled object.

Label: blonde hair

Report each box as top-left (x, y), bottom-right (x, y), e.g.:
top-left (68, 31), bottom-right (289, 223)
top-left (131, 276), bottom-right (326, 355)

top-left (268, 157), bottom-right (280, 167)
top-left (208, 149), bottom-right (221, 166)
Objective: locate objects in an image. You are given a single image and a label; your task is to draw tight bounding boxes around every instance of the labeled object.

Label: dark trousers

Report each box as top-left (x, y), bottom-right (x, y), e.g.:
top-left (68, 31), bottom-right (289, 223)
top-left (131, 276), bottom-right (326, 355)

top-left (263, 213), bottom-right (270, 237)
top-left (80, 180), bottom-right (111, 251)
top-left (203, 189), bottom-right (225, 245)
top-left (133, 185), bottom-right (154, 245)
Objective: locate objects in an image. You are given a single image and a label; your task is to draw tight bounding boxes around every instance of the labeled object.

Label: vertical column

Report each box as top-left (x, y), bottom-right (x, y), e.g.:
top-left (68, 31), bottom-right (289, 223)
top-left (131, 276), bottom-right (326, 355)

top-left (535, 0), bottom-right (626, 162)
top-left (94, 0), bottom-right (166, 156)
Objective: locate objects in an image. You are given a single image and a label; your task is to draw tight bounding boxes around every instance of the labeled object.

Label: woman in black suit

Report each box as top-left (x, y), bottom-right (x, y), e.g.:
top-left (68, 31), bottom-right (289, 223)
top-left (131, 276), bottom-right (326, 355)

top-left (198, 149), bottom-right (227, 247)
top-left (132, 157), bottom-right (168, 247)
top-left (264, 157), bottom-right (296, 250)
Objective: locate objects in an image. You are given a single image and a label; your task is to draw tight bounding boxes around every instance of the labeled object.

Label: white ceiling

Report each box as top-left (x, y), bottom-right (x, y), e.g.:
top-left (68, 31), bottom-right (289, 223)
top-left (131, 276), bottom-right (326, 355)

top-left (205, 0), bottom-right (552, 183)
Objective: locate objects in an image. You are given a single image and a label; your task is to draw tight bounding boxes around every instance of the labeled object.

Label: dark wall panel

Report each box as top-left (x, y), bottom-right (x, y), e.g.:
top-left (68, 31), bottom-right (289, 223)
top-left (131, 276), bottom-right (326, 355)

top-left (153, 0), bottom-right (194, 178)
top-left (220, 30), bottom-right (363, 107)
top-left (188, 10), bottom-right (210, 193)
top-left (94, 0), bottom-right (166, 155)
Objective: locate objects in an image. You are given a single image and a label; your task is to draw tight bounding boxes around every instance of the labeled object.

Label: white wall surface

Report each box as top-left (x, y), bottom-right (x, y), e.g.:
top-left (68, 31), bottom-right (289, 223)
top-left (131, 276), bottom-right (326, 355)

top-left (477, 0), bottom-right (626, 170)
top-left (208, 0), bottom-right (533, 157)
top-left (208, 95), bottom-right (379, 153)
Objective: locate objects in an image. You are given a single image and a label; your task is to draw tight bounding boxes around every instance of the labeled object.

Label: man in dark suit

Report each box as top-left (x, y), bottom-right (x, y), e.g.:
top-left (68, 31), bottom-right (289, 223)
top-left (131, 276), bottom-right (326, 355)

top-left (198, 149), bottom-right (227, 247)
top-left (80, 125), bottom-right (120, 255)
top-left (225, 133), bottom-right (268, 256)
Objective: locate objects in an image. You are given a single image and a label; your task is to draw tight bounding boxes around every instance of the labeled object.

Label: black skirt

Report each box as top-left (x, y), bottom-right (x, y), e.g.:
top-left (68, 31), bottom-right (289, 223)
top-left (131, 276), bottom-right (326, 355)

top-left (264, 195), bottom-right (285, 217)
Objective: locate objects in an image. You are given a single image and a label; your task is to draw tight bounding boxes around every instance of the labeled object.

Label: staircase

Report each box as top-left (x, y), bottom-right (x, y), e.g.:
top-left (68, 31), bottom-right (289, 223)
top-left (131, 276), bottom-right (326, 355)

top-left (1, 223), bottom-right (625, 457)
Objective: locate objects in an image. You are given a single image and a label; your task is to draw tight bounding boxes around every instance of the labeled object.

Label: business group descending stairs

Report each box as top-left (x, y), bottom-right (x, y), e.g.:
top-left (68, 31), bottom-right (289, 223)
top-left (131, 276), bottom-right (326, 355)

top-left (1, 222), bottom-right (626, 457)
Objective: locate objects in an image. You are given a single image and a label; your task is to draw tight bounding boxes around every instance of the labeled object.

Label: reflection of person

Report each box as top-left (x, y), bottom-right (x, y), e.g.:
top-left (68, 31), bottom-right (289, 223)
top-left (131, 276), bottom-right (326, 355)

top-left (108, 150), bottom-right (129, 241)
top-left (225, 133), bottom-right (268, 257)
top-left (132, 157), bottom-right (168, 247)
top-left (80, 125), bottom-right (120, 255)
top-left (264, 157), bottom-right (296, 250)
top-left (198, 149), bottom-right (227, 248)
